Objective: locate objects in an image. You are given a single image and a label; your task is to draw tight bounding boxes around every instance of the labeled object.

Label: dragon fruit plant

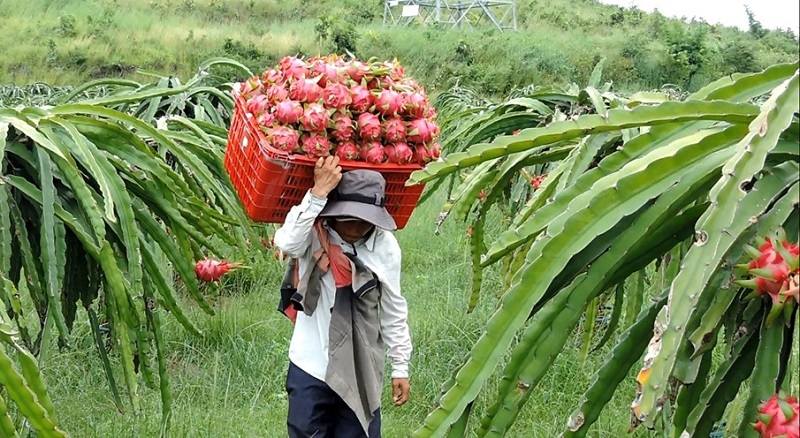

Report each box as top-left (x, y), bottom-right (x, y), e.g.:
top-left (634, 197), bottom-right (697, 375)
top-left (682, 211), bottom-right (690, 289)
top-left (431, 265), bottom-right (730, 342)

top-left (233, 55), bottom-right (440, 165)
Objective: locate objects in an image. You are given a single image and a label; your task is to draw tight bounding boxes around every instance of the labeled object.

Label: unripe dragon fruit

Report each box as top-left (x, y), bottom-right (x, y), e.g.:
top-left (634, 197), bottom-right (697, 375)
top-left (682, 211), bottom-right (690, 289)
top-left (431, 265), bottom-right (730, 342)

top-left (402, 92), bottom-right (428, 118)
top-left (754, 393), bottom-right (799, 438)
top-left (268, 126), bottom-right (301, 153)
top-left (331, 113), bottom-right (355, 142)
top-left (302, 134), bottom-right (331, 158)
top-left (382, 117), bottom-right (406, 143)
top-left (246, 94), bottom-right (269, 115)
top-left (407, 118), bottom-right (438, 144)
top-left (376, 89), bottom-right (404, 116)
top-left (357, 112), bottom-right (382, 141)
top-left (195, 258), bottom-right (242, 283)
top-left (280, 56), bottom-right (307, 81)
top-left (363, 141), bottom-right (387, 164)
top-left (274, 100), bottom-right (304, 124)
top-left (335, 141), bottom-right (360, 161)
top-left (289, 78), bottom-right (324, 103)
top-left (737, 230), bottom-right (800, 325)
top-left (301, 104), bottom-right (330, 132)
top-left (391, 142), bottom-right (414, 164)
top-left (265, 84), bottom-right (289, 104)
top-left (350, 85), bottom-right (373, 113)
top-left (323, 83), bottom-right (352, 109)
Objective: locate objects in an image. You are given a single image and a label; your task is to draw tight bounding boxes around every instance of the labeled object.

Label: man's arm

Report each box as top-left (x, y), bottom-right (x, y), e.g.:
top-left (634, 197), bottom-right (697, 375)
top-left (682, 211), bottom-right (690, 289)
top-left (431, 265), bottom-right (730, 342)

top-left (378, 234), bottom-right (412, 406)
top-left (273, 156), bottom-right (342, 257)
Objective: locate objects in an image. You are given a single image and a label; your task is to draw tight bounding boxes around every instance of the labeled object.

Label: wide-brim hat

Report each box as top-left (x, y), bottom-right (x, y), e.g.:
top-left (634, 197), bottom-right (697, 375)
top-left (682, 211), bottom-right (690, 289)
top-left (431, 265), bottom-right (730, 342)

top-left (319, 169), bottom-right (397, 231)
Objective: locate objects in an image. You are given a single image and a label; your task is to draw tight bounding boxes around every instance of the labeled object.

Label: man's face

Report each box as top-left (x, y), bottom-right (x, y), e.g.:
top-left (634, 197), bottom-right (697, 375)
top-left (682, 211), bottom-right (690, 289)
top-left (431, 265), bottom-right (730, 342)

top-left (331, 218), bottom-right (374, 244)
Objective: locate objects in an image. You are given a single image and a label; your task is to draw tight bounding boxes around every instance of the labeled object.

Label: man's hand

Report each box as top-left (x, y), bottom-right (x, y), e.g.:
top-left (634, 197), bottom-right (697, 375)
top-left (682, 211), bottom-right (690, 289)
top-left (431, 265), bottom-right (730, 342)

top-left (392, 378), bottom-right (410, 406)
top-left (311, 156), bottom-right (342, 198)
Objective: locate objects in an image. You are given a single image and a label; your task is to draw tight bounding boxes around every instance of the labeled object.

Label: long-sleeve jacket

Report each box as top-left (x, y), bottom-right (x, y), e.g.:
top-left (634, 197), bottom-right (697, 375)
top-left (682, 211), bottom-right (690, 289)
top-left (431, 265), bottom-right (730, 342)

top-left (273, 190), bottom-right (413, 380)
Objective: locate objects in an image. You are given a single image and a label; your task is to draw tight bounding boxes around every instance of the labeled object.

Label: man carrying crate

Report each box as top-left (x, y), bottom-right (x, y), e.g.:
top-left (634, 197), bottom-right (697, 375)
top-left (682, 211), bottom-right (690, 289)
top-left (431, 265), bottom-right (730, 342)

top-left (274, 156), bottom-right (412, 438)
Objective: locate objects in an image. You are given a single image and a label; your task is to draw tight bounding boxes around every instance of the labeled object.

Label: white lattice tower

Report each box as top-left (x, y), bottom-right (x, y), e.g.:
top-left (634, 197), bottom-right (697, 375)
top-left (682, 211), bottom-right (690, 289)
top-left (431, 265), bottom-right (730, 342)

top-left (383, 0), bottom-right (517, 31)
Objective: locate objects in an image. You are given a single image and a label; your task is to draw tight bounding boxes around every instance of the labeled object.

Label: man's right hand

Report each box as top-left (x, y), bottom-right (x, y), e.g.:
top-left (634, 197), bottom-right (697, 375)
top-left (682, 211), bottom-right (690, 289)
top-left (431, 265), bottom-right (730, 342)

top-left (311, 156), bottom-right (342, 199)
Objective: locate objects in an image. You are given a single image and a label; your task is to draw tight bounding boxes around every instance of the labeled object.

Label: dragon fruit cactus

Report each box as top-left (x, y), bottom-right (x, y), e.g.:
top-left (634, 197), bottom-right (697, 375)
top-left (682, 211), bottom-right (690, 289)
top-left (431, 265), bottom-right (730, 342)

top-left (335, 141), bottom-right (360, 161)
top-left (753, 393), bottom-right (799, 438)
top-left (274, 100), bottom-right (303, 124)
top-left (737, 229), bottom-right (800, 324)
top-left (331, 112), bottom-right (355, 142)
top-left (195, 258), bottom-right (242, 283)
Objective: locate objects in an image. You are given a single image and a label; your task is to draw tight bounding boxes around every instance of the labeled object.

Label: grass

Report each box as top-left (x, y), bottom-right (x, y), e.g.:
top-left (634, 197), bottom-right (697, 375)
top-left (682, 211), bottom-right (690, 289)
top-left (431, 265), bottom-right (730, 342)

top-left (40, 191), bottom-right (651, 437)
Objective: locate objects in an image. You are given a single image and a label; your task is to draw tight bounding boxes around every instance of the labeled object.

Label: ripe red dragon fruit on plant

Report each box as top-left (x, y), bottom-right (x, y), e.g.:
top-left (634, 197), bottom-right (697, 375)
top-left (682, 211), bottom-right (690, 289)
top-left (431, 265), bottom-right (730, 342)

top-left (737, 230), bottom-right (800, 324)
top-left (753, 393), bottom-right (799, 438)
top-left (195, 258), bottom-right (242, 283)
top-left (357, 112), bottom-right (382, 141)
top-left (531, 174), bottom-right (547, 189)
top-left (301, 103), bottom-right (330, 132)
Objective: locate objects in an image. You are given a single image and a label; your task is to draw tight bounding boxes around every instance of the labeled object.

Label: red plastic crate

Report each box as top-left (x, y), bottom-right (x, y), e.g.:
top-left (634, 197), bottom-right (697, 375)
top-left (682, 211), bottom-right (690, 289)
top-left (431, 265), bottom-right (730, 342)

top-left (224, 96), bottom-right (426, 229)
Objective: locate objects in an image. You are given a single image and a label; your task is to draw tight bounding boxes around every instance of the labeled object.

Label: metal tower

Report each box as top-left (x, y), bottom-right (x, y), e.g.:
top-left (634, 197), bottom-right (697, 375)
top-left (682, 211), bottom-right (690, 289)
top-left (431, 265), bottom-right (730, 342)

top-left (383, 0), bottom-right (517, 31)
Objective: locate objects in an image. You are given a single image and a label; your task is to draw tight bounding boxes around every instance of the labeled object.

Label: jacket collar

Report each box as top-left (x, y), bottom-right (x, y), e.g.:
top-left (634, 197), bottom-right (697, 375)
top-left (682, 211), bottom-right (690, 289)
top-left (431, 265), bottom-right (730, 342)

top-left (323, 221), bottom-right (378, 253)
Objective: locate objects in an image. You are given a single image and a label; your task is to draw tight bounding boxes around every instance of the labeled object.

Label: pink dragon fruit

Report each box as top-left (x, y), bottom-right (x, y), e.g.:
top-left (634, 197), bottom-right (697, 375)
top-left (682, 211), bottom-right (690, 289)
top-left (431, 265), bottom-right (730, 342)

top-left (335, 141), bottom-right (360, 161)
top-left (323, 83), bottom-right (352, 109)
top-left (387, 60), bottom-right (405, 81)
top-left (347, 60), bottom-right (369, 83)
top-left (357, 113), bottom-right (382, 141)
top-left (302, 134), bottom-right (331, 158)
top-left (754, 393), bottom-right (799, 438)
top-left (289, 78), bottom-right (324, 103)
top-left (402, 92), bottom-right (428, 118)
top-left (238, 76), bottom-right (262, 99)
top-left (257, 112), bottom-right (276, 128)
top-left (390, 142), bottom-right (414, 164)
top-left (280, 56), bottom-right (307, 81)
top-left (384, 145), bottom-right (398, 163)
top-left (382, 117), bottom-right (406, 143)
top-left (414, 145), bottom-right (433, 164)
top-left (268, 126), bottom-right (301, 153)
top-left (429, 142), bottom-right (441, 160)
top-left (331, 113), bottom-right (355, 142)
top-left (265, 84), bottom-right (289, 104)
top-left (407, 118), bottom-right (438, 144)
top-left (301, 103), bottom-right (330, 132)
top-left (375, 89), bottom-right (404, 116)
top-left (363, 141), bottom-right (386, 164)
top-left (531, 174), bottom-right (547, 190)
top-left (274, 100), bottom-right (304, 124)
top-left (350, 86), bottom-right (374, 113)
top-left (195, 258), bottom-right (241, 282)
top-left (312, 61), bottom-right (341, 87)
top-left (246, 94), bottom-right (269, 115)
top-left (262, 68), bottom-right (284, 85)
top-left (737, 231), bottom-right (800, 324)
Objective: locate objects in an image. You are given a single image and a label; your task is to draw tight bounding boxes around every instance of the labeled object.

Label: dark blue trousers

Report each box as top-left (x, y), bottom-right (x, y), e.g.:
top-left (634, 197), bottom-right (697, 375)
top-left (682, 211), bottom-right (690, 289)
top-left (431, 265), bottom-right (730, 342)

top-left (286, 362), bottom-right (381, 438)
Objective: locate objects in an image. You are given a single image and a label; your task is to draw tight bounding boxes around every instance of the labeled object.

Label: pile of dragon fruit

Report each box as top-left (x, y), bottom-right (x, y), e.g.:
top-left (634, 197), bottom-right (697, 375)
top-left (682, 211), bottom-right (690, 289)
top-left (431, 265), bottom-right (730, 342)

top-left (233, 55), bottom-right (441, 165)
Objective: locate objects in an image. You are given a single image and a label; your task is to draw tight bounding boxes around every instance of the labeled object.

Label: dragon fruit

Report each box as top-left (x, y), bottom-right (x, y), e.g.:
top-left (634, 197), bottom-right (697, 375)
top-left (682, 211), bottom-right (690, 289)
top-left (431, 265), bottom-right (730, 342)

top-left (390, 142), bottom-right (414, 164)
top-left (357, 113), bottom-right (382, 141)
top-left (246, 94), bottom-right (269, 115)
top-left (331, 113), bottom-right (355, 142)
top-left (407, 118), bottom-right (438, 144)
top-left (312, 61), bottom-right (342, 88)
top-left (274, 100), bottom-right (304, 124)
top-left (268, 126), bottom-right (301, 153)
top-left (414, 145), bottom-right (433, 164)
top-left (301, 134), bottom-right (331, 158)
top-left (350, 86), bottom-right (373, 113)
top-left (402, 92), bottom-right (428, 118)
top-left (737, 231), bottom-right (800, 324)
top-left (237, 76), bottom-right (262, 99)
top-left (289, 78), bottom-right (324, 103)
top-left (265, 84), bottom-right (289, 104)
top-left (429, 142), bottom-right (441, 160)
top-left (257, 112), bottom-right (276, 128)
top-left (301, 103), bottom-right (330, 132)
top-left (323, 83), bottom-right (352, 109)
top-left (262, 68), bottom-right (284, 85)
top-left (335, 141), bottom-right (360, 161)
top-left (531, 174), bottom-right (547, 189)
top-left (384, 145), bottom-right (398, 163)
top-left (753, 393), bottom-right (799, 438)
top-left (347, 60), bottom-right (369, 82)
top-left (280, 56), bottom-right (307, 80)
top-left (383, 117), bottom-right (406, 143)
top-left (195, 258), bottom-right (241, 283)
top-left (376, 89), bottom-right (404, 116)
top-left (363, 141), bottom-right (386, 164)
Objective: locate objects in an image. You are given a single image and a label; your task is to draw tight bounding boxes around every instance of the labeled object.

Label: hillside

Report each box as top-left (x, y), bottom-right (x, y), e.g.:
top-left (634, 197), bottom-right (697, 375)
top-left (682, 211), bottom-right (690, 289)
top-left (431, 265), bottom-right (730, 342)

top-left (1, 0), bottom-right (797, 93)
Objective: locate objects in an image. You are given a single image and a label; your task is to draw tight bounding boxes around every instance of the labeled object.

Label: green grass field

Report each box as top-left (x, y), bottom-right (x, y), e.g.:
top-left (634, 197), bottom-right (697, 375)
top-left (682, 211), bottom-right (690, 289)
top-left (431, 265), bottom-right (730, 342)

top-left (40, 192), bottom-right (651, 437)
